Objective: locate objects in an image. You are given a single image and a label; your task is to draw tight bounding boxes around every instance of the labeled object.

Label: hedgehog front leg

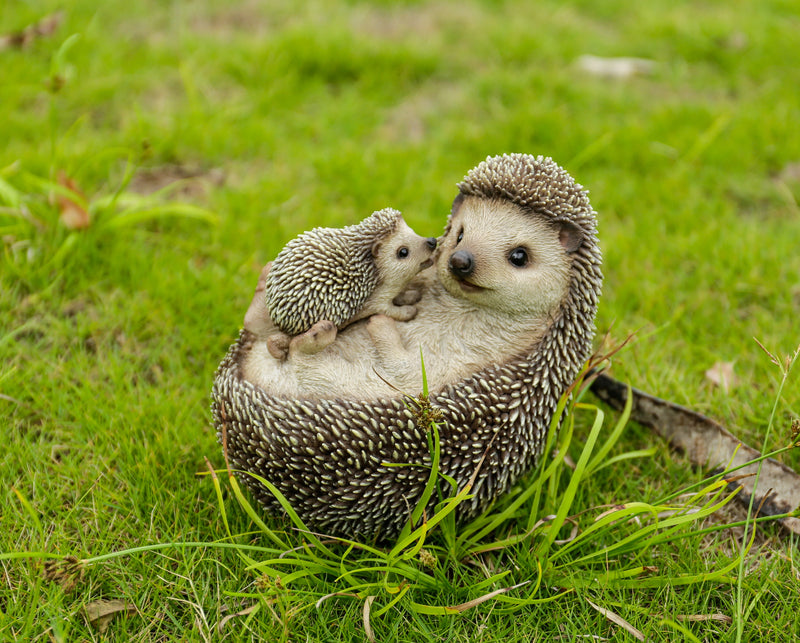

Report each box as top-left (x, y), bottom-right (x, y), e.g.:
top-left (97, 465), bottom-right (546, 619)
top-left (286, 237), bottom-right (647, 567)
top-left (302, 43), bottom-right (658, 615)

top-left (387, 277), bottom-right (426, 318)
top-left (366, 314), bottom-right (423, 391)
top-left (288, 320), bottom-right (338, 356)
top-left (366, 314), bottom-right (403, 350)
top-left (366, 314), bottom-right (418, 364)
top-left (384, 303), bottom-right (418, 322)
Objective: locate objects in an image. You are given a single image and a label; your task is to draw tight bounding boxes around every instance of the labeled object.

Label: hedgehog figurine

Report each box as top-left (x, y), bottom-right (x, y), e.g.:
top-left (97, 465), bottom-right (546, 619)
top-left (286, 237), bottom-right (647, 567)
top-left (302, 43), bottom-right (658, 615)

top-left (263, 207), bottom-right (436, 358)
top-left (212, 153), bottom-right (603, 539)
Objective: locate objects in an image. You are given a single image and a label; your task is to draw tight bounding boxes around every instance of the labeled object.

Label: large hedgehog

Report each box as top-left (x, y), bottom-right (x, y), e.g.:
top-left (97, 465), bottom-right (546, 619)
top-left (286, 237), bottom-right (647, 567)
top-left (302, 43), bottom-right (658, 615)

top-left (265, 208), bottom-right (436, 337)
top-left (212, 154), bottom-right (602, 538)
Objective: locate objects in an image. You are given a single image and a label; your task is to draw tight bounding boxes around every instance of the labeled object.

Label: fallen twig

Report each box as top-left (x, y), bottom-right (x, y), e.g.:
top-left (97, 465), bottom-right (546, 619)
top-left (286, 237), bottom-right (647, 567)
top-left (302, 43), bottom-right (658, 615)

top-left (590, 373), bottom-right (800, 535)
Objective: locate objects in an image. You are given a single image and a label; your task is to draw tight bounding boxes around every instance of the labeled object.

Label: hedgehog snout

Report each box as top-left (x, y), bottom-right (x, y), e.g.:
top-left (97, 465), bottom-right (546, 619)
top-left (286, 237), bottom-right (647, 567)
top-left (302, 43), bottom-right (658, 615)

top-left (448, 250), bottom-right (475, 279)
top-left (425, 237), bottom-right (437, 251)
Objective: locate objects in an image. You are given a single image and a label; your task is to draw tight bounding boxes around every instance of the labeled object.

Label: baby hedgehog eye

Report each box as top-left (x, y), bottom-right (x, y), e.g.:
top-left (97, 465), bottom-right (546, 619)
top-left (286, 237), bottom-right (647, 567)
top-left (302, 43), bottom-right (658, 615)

top-left (397, 247), bottom-right (410, 259)
top-left (456, 228), bottom-right (464, 244)
top-left (508, 247), bottom-right (529, 267)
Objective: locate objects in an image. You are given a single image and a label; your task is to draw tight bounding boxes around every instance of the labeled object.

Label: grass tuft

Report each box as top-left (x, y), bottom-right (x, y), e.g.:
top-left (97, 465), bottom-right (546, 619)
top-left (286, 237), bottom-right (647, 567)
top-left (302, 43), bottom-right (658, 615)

top-left (12, 352), bottom-right (791, 639)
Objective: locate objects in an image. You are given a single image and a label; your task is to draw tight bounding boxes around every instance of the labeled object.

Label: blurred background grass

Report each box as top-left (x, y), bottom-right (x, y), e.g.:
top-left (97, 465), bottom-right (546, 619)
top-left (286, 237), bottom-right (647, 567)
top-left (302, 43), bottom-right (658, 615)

top-left (2, 0), bottom-right (799, 640)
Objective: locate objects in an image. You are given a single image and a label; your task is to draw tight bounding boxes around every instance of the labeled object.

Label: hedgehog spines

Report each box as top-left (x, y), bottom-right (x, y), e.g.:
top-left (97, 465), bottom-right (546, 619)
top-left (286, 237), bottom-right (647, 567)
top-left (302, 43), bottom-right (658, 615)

top-left (265, 208), bottom-right (403, 336)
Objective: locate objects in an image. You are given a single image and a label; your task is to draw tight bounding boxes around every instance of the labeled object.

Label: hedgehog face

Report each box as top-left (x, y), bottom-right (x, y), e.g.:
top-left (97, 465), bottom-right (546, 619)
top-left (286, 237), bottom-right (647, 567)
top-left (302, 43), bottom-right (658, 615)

top-left (437, 196), bottom-right (572, 317)
top-left (372, 218), bottom-right (437, 291)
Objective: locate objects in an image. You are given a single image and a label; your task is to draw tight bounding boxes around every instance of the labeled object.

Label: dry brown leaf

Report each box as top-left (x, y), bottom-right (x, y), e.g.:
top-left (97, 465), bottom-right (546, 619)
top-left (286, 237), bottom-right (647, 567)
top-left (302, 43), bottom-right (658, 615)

top-left (0, 12), bottom-right (62, 50)
top-left (363, 595), bottom-right (376, 643)
top-left (585, 598), bottom-right (645, 641)
top-left (445, 580), bottom-right (531, 613)
top-left (553, 517), bottom-right (580, 545)
top-left (705, 361), bottom-right (736, 393)
top-left (677, 613), bottom-right (732, 624)
top-left (83, 599), bottom-right (137, 634)
top-left (315, 592), bottom-right (359, 609)
top-left (56, 171), bottom-right (90, 230)
top-left (216, 603), bottom-right (259, 634)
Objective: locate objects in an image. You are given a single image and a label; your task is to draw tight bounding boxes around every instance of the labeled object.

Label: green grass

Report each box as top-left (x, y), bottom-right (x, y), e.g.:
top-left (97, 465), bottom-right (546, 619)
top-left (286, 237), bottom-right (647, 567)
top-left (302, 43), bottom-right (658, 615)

top-left (2, 0), bottom-right (800, 640)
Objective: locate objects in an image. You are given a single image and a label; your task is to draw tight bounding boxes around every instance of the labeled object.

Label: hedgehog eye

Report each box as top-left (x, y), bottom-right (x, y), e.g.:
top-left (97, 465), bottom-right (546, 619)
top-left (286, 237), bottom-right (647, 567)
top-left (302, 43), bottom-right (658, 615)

top-left (397, 247), bottom-right (410, 259)
top-left (456, 227), bottom-right (464, 245)
top-left (508, 247), bottom-right (529, 268)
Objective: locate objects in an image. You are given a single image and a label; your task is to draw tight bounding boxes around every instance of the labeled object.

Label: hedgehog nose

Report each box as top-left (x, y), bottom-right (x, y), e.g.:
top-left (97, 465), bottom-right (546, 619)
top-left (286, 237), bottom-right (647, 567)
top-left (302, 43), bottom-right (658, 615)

top-left (448, 250), bottom-right (474, 279)
top-left (425, 237), bottom-right (437, 250)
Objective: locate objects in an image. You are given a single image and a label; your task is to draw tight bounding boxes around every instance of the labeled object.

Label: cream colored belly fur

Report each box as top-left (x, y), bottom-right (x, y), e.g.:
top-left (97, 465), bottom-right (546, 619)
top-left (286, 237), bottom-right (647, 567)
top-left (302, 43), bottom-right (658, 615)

top-left (242, 276), bottom-right (547, 400)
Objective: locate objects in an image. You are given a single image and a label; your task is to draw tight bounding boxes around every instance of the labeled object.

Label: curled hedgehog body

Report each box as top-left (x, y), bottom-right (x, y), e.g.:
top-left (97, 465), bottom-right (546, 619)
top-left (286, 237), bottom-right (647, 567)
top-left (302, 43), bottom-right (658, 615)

top-left (212, 154), bottom-right (603, 538)
top-left (265, 207), bottom-right (436, 336)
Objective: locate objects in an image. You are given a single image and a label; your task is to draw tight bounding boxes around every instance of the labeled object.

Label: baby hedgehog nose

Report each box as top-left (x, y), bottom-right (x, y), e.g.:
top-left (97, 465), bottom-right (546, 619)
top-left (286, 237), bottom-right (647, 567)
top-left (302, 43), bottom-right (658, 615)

top-left (425, 237), bottom-right (437, 250)
top-left (448, 250), bottom-right (474, 279)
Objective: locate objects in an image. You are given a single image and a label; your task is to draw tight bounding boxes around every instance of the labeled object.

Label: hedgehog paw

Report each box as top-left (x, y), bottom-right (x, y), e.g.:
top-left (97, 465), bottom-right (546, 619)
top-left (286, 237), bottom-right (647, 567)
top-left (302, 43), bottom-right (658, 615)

top-left (393, 287), bottom-right (422, 306)
top-left (290, 320), bottom-right (337, 356)
top-left (266, 332), bottom-right (291, 361)
top-left (386, 304), bottom-right (418, 322)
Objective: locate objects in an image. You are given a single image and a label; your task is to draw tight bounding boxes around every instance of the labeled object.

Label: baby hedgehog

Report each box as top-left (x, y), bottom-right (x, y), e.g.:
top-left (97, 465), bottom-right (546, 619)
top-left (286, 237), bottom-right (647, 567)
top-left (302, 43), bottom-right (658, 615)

top-left (265, 208), bottom-right (436, 338)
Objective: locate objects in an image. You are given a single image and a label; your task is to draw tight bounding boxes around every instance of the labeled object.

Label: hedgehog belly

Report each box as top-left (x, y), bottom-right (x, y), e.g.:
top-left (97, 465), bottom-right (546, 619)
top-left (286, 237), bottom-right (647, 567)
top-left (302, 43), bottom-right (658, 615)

top-left (211, 330), bottom-right (557, 538)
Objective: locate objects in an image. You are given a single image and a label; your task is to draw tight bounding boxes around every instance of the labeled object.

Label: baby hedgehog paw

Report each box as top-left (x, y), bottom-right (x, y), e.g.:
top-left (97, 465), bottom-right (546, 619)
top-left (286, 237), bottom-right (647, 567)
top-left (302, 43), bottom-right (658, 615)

top-left (387, 304), bottom-right (418, 322)
top-left (392, 287), bottom-right (423, 307)
top-left (290, 320), bottom-right (338, 356)
top-left (267, 332), bottom-right (291, 361)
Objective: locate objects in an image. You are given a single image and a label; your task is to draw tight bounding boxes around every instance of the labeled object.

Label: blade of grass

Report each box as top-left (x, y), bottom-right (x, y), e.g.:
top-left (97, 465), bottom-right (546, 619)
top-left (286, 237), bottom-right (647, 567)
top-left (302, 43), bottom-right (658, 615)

top-left (537, 403), bottom-right (605, 558)
top-left (391, 420), bottom-right (441, 557)
top-left (735, 344), bottom-right (799, 642)
top-left (12, 487), bottom-right (44, 544)
top-left (227, 473), bottom-right (289, 550)
top-left (238, 469), bottom-right (338, 559)
top-left (586, 383), bottom-right (633, 474)
top-left (97, 203), bottom-right (218, 228)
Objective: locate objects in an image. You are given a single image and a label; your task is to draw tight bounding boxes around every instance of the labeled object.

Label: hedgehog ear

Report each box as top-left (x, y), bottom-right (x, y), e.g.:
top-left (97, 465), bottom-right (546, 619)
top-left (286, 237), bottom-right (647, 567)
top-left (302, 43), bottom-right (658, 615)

top-left (556, 220), bottom-right (584, 253)
top-left (371, 240), bottom-right (382, 258)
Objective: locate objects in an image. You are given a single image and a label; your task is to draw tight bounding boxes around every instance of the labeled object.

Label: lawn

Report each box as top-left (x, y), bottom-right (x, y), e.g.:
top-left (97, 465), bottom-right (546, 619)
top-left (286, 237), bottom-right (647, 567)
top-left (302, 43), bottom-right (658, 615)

top-left (2, 0), bottom-right (799, 640)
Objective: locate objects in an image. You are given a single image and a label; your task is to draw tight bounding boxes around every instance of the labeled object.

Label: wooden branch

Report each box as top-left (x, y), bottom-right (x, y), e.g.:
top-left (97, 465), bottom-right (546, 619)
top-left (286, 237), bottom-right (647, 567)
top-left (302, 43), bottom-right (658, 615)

top-left (589, 373), bottom-right (800, 535)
